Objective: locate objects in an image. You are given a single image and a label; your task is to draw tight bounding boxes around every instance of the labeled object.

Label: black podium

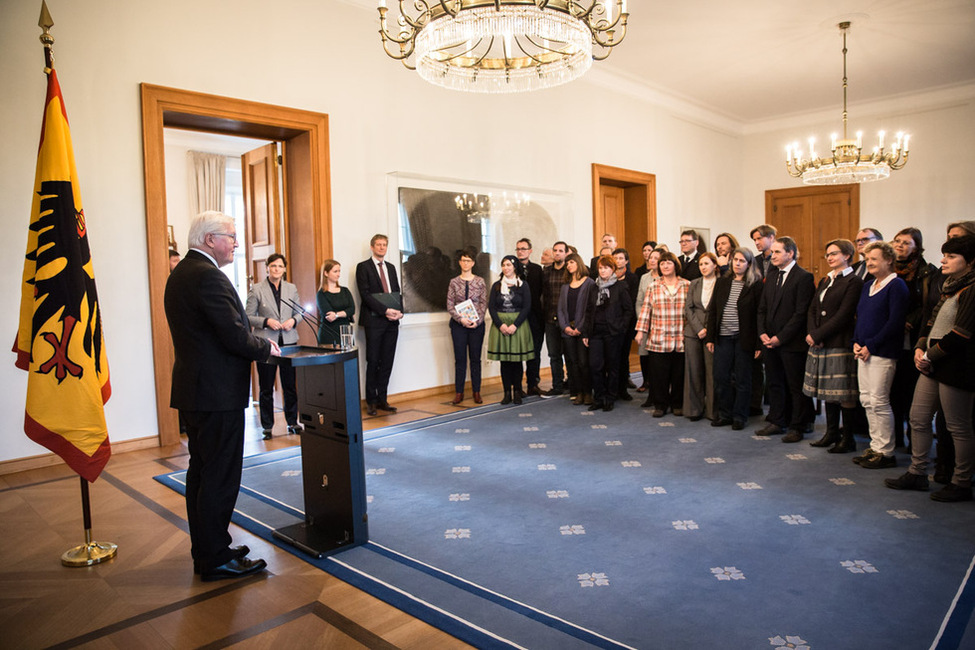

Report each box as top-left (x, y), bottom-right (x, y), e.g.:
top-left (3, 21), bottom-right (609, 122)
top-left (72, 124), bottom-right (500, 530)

top-left (270, 346), bottom-right (368, 558)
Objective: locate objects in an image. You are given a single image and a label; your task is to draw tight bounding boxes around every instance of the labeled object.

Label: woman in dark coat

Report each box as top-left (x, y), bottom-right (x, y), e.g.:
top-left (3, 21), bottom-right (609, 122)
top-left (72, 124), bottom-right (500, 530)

top-left (558, 253), bottom-right (595, 405)
top-left (802, 239), bottom-right (863, 453)
top-left (707, 248), bottom-right (762, 429)
top-left (886, 235), bottom-right (975, 502)
top-left (582, 255), bottom-right (634, 412)
top-left (487, 255), bottom-right (534, 405)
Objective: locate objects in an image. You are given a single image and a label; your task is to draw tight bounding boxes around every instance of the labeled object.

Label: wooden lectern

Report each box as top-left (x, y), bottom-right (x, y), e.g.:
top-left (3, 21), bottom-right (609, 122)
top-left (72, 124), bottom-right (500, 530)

top-left (270, 346), bottom-right (368, 558)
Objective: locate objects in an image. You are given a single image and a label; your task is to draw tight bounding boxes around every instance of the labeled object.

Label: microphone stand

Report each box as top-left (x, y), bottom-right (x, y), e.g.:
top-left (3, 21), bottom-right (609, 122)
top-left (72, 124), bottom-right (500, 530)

top-left (283, 298), bottom-right (322, 340)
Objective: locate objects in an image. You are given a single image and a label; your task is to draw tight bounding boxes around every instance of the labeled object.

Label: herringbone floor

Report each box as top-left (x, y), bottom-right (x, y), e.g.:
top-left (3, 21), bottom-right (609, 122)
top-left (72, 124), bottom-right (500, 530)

top-left (0, 383), bottom-right (518, 649)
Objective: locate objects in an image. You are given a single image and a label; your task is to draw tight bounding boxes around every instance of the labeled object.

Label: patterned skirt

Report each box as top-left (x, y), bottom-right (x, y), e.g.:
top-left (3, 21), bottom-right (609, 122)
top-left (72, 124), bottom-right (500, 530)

top-left (487, 312), bottom-right (536, 362)
top-left (802, 347), bottom-right (859, 401)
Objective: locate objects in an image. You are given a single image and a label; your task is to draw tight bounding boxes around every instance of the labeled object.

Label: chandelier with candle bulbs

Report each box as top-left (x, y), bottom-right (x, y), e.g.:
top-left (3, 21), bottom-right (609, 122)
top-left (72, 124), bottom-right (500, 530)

top-left (378, 0), bottom-right (629, 93)
top-left (786, 22), bottom-right (910, 185)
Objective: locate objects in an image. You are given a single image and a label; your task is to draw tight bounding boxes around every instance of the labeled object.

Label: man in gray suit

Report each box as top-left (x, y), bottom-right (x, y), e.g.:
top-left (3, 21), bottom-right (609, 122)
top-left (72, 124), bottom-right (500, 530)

top-left (165, 211), bottom-right (279, 581)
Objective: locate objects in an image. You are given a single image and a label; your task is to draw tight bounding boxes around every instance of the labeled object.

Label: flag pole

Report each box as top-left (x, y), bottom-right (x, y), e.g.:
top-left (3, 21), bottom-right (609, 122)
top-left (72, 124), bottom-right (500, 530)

top-left (35, 2), bottom-right (118, 567)
top-left (62, 477), bottom-right (118, 567)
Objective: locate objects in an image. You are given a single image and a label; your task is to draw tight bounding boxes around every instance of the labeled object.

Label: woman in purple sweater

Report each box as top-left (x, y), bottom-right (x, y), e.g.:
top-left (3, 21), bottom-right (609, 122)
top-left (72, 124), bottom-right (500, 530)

top-left (851, 241), bottom-right (910, 469)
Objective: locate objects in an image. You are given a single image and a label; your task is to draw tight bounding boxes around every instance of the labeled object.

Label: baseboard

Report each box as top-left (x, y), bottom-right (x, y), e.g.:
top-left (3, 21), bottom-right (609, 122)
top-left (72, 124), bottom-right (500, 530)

top-left (0, 436), bottom-right (160, 477)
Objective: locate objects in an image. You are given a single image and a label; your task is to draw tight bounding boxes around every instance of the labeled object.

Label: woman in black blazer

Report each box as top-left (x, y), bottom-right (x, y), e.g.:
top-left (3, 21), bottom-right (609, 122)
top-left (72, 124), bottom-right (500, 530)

top-left (802, 239), bottom-right (863, 453)
top-left (582, 255), bottom-right (634, 412)
top-left (707, 248), bottom-right (762, 429)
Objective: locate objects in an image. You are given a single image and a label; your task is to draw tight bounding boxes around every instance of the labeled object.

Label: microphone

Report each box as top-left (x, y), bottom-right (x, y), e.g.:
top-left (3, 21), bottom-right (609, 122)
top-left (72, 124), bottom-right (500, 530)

top-left (283, 297), bottom-right (321, 338)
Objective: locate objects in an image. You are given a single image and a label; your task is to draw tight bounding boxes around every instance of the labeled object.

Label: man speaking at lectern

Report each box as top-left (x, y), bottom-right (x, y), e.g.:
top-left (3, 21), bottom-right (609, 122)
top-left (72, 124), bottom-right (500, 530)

top-left (165, 211), bottom-right (280, 581)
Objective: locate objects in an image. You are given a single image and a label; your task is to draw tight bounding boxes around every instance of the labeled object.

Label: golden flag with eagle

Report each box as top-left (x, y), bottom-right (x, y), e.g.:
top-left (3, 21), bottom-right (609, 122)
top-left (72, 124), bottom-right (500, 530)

top-left (14, 66), bottom-right (111, 483)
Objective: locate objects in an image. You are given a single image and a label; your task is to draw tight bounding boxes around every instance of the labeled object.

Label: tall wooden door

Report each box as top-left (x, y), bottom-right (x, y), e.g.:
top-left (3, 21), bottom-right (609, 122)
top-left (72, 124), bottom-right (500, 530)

top-left (599, 185), bottom-right (626, 252)
top-left (242, 142), bottom-right (282, 290)
top-left (765, 184), bottom-right (860, 280)
top-left (242, 142), bottom-right (283, 403)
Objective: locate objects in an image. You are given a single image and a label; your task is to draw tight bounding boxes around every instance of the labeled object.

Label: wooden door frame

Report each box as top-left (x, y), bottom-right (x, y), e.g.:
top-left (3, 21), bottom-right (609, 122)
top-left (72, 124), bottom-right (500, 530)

top-left (591, 163), bottom-right (656, 253)
top-left (141, 84), bottom-right (332, 447)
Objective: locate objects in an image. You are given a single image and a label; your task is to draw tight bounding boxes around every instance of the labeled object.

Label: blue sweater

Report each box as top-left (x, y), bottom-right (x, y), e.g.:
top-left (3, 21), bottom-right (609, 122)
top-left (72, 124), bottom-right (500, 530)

top-left (852, 276), bottom-right (910, 359)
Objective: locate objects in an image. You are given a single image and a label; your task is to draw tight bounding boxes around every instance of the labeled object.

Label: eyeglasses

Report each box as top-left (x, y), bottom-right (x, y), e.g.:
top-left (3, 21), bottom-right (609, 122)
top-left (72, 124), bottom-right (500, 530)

top-left (679, 239), bottom-right (695, 244)
top-left (212, 232), bottom-right (238, 242)
top-left (515, 247), bottom-right (530, 252)
top-left (854, 237), bottom-right (876, 245)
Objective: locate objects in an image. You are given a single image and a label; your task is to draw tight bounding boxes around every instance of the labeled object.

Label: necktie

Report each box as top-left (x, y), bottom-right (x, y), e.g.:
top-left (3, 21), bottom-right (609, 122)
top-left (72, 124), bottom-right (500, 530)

top-left (378, 262), bottom-right (390, 293)
top-left (776, 271), bottom-right (784, 289)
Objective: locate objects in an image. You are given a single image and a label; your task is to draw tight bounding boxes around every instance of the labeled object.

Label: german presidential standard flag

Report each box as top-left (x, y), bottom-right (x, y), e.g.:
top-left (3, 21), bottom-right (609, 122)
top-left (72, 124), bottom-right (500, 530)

top-left (14, 67), bottom-right (111, 482)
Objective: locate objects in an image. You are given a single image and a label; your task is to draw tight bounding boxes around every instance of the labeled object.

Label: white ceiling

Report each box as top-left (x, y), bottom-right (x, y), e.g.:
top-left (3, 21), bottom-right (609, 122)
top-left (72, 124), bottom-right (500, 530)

top-left (355, 0), bottom-right (975, 128)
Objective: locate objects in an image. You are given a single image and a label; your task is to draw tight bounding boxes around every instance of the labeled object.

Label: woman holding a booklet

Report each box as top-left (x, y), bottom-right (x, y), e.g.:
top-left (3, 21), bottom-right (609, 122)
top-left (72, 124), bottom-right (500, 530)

top-left (446, 248), bottom-right (488, 405)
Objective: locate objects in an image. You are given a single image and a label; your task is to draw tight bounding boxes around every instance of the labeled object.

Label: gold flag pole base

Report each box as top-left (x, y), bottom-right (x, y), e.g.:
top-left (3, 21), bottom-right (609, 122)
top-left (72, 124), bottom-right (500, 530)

top-left (62, 538), bottom-right (118, 567)
top-left (62, 478), bottom-right (118, 566)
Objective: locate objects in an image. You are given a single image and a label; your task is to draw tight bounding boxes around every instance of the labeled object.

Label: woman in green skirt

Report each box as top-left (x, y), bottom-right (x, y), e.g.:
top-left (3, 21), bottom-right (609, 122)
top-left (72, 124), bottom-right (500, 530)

top-left (488, 255), bottom-right (535, 404)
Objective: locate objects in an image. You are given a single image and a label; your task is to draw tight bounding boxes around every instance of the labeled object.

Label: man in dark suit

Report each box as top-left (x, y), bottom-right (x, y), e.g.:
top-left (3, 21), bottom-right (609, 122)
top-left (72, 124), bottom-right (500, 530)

top-left (515, 238), bottom-right (547, 395)
top-left (678, 229), bottom-right (703, 281)
top-left (356, 234), bottom-right (404, 416)
top-left (756, 236), bottom-right (815, 442)
top-left (613, 247), bottom-right (640, 399)
top-left (165, 211), bottom-right (278, 581)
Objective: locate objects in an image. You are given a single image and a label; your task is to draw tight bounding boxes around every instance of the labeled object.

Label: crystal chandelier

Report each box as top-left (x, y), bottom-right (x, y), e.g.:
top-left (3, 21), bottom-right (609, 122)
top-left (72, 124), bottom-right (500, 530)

top-left (786, 22), bottom-right (910, 185)
top-left (378, 0), bottom-right (629, 93)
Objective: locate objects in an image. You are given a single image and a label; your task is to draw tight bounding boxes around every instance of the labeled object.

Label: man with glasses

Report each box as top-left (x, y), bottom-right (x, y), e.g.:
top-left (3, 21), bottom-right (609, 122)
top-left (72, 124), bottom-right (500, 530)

top-left (853, 228), bottom-right (884, 280)
top-left (165, 211), bottom-right (279, 581)
top-left (515, 238), bottom-right (546, 396)
top-left (356, 234), bottom-right (404, 416)
top-left (678, 229), bottom-right (703, 281)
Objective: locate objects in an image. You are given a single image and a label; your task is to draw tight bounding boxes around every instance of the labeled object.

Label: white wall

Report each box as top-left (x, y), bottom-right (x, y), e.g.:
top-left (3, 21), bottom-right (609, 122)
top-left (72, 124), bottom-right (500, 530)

top-left (0, 0), bottom-right (971, 465)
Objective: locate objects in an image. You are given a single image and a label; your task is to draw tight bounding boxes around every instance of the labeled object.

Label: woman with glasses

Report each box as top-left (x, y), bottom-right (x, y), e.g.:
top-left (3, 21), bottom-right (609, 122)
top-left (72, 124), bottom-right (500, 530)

top-left (802, 240), bottom-right (863, 453)
top-left (246, 253), bottom-right (301, 440)
top-left (446, 248), bottom-right (487, 405)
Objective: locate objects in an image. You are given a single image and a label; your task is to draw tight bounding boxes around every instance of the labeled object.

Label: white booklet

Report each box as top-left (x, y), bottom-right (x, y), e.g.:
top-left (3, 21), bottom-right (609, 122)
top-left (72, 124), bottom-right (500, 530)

top-left (454, 298), bottom-right (479, 322)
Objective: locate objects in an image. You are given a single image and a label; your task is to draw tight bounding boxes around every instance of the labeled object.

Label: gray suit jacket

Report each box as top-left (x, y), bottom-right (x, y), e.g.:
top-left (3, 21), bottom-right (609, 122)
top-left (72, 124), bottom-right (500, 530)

top-left (245, 278), bottom-right (301, 345)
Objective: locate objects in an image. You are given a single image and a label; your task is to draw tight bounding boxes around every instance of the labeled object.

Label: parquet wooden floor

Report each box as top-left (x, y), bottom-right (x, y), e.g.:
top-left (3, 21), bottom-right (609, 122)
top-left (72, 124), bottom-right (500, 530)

top-left (0, 385), bottom-right (511, 649)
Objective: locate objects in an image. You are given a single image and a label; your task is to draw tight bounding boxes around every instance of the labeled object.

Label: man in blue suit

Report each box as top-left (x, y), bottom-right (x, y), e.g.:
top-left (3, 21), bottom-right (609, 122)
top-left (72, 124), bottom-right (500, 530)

top-left (165, 211), bottom-right (279, 581)
top-left (356, 234), bottom-right (404, 416)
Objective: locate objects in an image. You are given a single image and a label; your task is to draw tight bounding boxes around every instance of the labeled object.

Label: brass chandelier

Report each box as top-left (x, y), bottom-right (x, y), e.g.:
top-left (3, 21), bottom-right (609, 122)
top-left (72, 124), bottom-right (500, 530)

top-left (378, 0), bottom-right (629, 93)
top-left (786, 22), bottom-right (910, 185)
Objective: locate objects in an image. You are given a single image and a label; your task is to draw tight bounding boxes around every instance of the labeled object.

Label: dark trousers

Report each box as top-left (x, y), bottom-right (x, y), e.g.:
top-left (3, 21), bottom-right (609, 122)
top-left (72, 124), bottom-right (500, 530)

top-left (544, 316), bottom-right (566, 389)
top-left (618, 328), bottom-right (636, 393)
top-left (563, 334), bottom-right (590, 396)
top-left (500, 361), bottom-right (524, 392)
top-left (649, 351), bottom-right (684, 411)
top-left (450, 320), bottom-right (485, 393)
top-left (589, 332), bottom-right (622, 405)
top-left (364, 322), bottom-right (399, 404)
top-left (256, 360), bottom-right (297, 430)
top-left (764, 346), bottom-right (812, 430)
top-left (182, 409), bottom-right (244, 572)
top-left (714, 336), bottom-right (753, 422)
top-left (525, 316), bottom-right (544, 388)
top-left (751, 355), bottom-right (766, 410)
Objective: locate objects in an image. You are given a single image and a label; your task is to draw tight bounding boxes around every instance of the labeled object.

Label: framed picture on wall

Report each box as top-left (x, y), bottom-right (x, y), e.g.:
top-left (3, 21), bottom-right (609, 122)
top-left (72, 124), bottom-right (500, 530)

top-left (386, 173), bottom-right (572, 315)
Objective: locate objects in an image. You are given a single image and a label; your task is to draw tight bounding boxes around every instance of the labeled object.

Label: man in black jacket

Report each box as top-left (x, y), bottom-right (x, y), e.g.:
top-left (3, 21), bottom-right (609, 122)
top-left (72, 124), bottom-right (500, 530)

top-left (516, 238), bottom-right (546, 395)
top-left (165, 211), bottom-right (278, 581)
top-left (756, 237), bottom-right (815, 442)
top-left (356, 234), bottom-right (404, 415)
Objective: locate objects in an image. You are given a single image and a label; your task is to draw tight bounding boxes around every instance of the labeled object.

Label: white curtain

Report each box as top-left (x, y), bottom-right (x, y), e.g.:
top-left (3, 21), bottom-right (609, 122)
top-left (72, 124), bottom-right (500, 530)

top-left (187, 151), bottom-right (226, 217)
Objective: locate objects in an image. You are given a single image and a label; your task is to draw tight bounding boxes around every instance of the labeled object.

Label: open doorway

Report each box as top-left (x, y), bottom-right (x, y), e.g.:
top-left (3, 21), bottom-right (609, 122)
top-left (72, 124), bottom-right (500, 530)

top-left (142, 84), bottom-right (332, 446)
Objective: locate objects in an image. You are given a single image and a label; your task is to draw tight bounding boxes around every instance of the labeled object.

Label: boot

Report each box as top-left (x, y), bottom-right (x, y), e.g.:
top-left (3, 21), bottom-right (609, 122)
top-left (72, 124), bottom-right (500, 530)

top-left (583, 392), bottom-right (593, 405)
top-left (810, 402), bottom-right (841, 447)
top-left (828, 428), bottom-right (857, 454)
top-left (513, 389), bottom-right (523, 405)
top-left (451, 392), bottom-right (463, 405)
top-left (501, 388), bottom-right (512, 405)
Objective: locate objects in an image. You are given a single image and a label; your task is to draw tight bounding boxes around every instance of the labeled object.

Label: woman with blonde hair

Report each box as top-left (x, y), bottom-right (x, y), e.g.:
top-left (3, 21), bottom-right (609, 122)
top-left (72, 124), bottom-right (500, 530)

top-left (316, 259), bottom-right (355, 346)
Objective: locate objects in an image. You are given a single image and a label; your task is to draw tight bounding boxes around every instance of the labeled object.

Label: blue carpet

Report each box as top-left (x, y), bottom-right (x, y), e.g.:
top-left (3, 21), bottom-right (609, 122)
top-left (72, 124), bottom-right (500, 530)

top-left (157, 398), bottom-right (975, 649)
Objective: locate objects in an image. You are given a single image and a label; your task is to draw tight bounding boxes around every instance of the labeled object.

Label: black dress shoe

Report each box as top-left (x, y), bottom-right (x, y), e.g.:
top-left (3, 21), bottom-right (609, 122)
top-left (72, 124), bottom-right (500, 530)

top-left (756, 423), bottom-right (784, 436)
top-left (603, 401), bottom-right (615, 412)
top-left (732, 420), bottom-right (745, 431)
top-left (781, 430), bottom-right (804, 443)
top-left (194, 545), bottom-right (252, 575)
top-left (526, 385), bottom-right (542, 397)
top-left (287, 425), bottom-right (300, 436)
top-left (618, 391), bottom-right (633, 401)
top-left (711, 417), bottom-right (732, 427)
top-left (588, 402), bottom-right (603, 411)
top-left (366, 403), bottom-right (378, 416)
top-left (201, 555), bottom-right (267, 582)
top-left (262, 429), bottom-right (273, 440)
top-left (378, 402), bottom-right (397, 413)
top-left (688, 414), bottom-right (704, 422)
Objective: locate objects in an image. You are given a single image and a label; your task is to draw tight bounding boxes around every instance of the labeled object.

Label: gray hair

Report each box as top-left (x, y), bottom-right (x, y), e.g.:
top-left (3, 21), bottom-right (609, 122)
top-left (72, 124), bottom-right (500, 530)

top-left (188, 211), bottom-right (234, 249)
